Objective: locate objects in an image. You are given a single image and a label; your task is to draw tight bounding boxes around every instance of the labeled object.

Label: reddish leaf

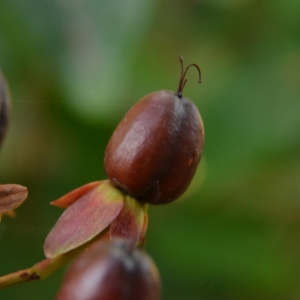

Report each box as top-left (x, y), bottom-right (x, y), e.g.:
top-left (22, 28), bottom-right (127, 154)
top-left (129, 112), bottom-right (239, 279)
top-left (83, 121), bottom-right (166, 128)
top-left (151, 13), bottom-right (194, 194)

top-left (0, 184), bottom-right (28, 213)
top-left (110, 196), bottom-right (146, 247)
top-left (44, 180), bottom-right (124, 258)
top-left (139, 210), bottom-right (149, 246)
top-left (51, 181), bottom-right (101, 208)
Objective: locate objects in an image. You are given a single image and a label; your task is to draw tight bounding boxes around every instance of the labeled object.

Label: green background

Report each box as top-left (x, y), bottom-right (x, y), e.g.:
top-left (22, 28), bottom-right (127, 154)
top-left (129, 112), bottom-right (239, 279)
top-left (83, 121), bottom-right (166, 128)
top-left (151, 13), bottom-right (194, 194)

top-left (0, 1), bottom-right (300, 299)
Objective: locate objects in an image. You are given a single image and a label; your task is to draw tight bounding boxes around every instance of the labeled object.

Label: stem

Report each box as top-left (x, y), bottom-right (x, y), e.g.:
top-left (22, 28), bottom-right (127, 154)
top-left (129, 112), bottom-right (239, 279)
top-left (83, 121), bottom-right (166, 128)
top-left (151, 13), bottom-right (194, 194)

top-left (0, 229), bottom-right (109, 289)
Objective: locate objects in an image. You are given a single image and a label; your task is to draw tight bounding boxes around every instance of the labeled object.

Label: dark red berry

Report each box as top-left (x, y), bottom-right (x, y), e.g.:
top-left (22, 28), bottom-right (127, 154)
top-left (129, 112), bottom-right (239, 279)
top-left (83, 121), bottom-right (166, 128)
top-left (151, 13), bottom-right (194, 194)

top-left (104, 56), bottom-right (204, 204)
top-left (56, 239), bottom-right (161, 300)
top-left (0, 72), bottom-right (10, 149)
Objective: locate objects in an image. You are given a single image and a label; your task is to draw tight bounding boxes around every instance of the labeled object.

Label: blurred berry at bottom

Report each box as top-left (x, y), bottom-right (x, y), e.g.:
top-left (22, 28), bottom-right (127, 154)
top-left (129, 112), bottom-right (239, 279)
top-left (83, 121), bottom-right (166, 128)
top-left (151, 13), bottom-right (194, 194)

top-left (56, 239), bottom-right (161, 300)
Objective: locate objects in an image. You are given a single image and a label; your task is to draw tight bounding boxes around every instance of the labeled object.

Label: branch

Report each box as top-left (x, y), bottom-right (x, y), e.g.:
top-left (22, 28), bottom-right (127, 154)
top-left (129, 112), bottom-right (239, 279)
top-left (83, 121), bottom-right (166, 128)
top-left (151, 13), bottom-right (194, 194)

top-left (0, 230), bottom-right (109, 289)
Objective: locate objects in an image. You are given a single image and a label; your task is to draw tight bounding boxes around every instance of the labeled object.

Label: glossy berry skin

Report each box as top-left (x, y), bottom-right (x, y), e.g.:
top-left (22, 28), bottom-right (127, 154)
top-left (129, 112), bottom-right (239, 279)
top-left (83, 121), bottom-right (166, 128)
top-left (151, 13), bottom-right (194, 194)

top-left (0, 72), bottom-right (9, 149)
top-left (56, 240), bottom-right (161, 300)
top-left (104, 89), bottom-right (204, 205)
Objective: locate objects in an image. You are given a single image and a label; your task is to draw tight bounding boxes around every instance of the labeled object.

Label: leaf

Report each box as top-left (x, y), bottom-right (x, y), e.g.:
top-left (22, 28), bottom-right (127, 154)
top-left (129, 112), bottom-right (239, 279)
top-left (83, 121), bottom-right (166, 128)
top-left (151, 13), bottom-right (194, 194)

top-left (110, 196), bottom-right (146, 247)
top-left (51, 181), bottom-right (102, 208)
top-left (139, 209), bottom-right (149, 246)
top-left (44, 180), bottom-right (124, 258)
top-left (0, 184), bottom-right (28, 213)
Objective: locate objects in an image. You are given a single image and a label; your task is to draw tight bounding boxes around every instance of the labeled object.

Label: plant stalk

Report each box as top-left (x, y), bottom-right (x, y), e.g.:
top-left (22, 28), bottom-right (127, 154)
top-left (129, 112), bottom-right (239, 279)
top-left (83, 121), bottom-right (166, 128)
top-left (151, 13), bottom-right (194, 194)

top-left (0, 230), bottom-right (109, 289)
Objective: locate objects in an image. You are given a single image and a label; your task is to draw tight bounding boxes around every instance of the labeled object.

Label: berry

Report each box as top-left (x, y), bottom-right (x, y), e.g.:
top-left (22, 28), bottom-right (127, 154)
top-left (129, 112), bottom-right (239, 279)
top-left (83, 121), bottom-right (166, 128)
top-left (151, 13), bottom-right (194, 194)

top-left (104, 56), bottom-right (204, 204)
top-left (0, 72), bottom-right (10, 148)
top-left (56, 240), bottom-right (161, 300)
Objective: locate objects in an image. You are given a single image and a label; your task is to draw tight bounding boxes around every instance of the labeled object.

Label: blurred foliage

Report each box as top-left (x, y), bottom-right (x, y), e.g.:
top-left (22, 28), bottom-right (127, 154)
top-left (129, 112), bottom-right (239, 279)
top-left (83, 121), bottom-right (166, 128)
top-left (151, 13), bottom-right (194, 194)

top-left (0, 0), bottom-right (300, 299)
